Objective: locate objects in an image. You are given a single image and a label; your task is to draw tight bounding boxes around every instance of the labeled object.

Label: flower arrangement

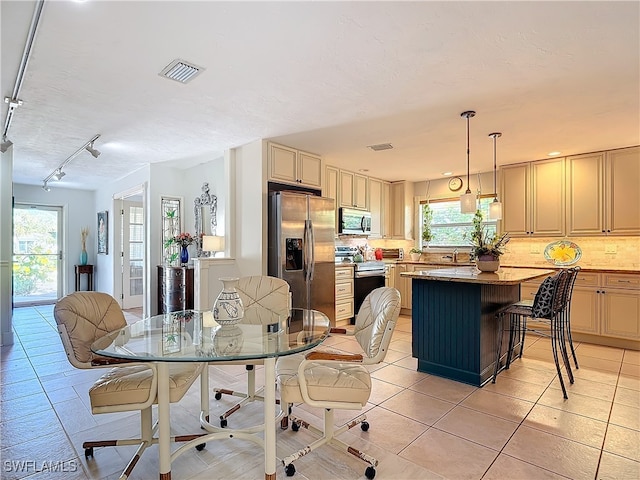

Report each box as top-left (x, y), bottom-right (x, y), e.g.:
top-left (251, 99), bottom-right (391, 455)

top-left (468, 210), bottom-right (510, 259)
top-left (81, 227), bottom-right (89, 251)
top-left (170, 232), bottom-right (195, 248)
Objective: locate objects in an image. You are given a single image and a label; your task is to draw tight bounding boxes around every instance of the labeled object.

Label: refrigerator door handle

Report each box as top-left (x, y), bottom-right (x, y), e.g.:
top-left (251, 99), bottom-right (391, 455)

top-left (308, 220), bottom-right (315, 281)
top-left (303, 219), bottom-right (311, 282)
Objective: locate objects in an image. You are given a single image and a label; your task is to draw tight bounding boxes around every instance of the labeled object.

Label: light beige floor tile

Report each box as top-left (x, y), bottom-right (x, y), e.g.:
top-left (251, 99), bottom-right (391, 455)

top-left (392, 354), bottom-right (418, 370)
top-left (483, 375), bottom-right (547, 402)
top-left (371, 364), bottom-right (425, 388)
top-left (576, 343), bottom-right (625, 362)
top-left (503, 425), bottom-right (600, 480)
top-left (433, 405), bottom-right (519, 450)
top-left (597, 452), bottom-right (640, 480)
top-left (614, 386), bottom-right (640, 409)
top-left (399, 428), bottom-right (498, 480)
top-left (409, 375), bottom-right (476, 404)
top-left (547, 375), bottom-right (617, 402)
top-left (623, 350), bottom-right (640, 365)
top-left (461, 389), bottom-right (535, 423)
top-left (381, 348), bottom-right (410, 363)
top-left (391, 330), bottom-right (411, 343)
top-left (568, 365), bottom-right (619, 386)
top-left (523, 404), bottom-right (608, 448)
top-left (618, 374), bottom-right (640, 392)
top-left (538, 387), bottom-right (612, 422)
top-left (603, 424), bottom-right (640, 461)
top-left (621, 362), bottom-right (640, 378)
top-left (380, 389), bottom-right (455, 426)
top-left (498, 364), bottom-right (557, 386)
top-left (368, 377), bottom-right (405, 405)
top-left (609, 402), bottom-right (640, 431)
top-left (483, 453), bottom-right (568, 480)
top-left (389, 339), bottom-right (412, 354)
top-left (577, 355), bottom-right (622, 374)
top-left (1, 392), bottom-right (53, 422)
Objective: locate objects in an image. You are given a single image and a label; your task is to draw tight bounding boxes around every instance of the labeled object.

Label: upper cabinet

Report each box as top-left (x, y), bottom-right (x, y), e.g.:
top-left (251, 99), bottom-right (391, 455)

top-left (368, 178), bottom-right (391, 238)
top-left (567, 146), bottom-right (640, 236)
top-left (268, 142), bottom-right (322, 189)
top-left (501, 158), bottom-right (565, 237)
top-left (390, 181), bottom-right (414, 240)
top-left (339, 170), bottom-right (368, 209)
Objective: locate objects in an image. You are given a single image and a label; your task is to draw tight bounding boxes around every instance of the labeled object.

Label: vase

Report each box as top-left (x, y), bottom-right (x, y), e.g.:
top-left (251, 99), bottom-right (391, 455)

top-left (180, 245), bottom-right (189, 265)
top-left (212, 325), bottom-right (244, 355)
top-left (213, 277), bottom-right (244, 326)
top-left (476, 255), bottom-right (500, 272)
top-left (80, 248), bottom-right (88, 266)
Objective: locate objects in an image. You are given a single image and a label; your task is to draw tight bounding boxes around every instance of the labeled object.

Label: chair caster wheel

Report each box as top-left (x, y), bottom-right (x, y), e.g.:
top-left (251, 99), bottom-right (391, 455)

top-left (214, 391), bottom-right (222, 400)
top-left (84, 447), bottom-right (93, 458)
top-left (195, 443), bottom-right (206, 451)
top-left (361, 421), bottom-right (370, 432)
top-left (365, 466), bottom-right (376, 479)
top-left (291, 421), bottom-right (300, 432)
top-left (220, 419), bottom-right (228, 428)
top-left (285, 463), bottom-right (296, 476)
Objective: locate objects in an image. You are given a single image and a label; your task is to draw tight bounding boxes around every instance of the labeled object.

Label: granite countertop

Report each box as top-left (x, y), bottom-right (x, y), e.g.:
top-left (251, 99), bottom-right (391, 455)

top-left (400, 266), bottom-right (554, 285)
top-left (396, 260), bottom-right (639, 274)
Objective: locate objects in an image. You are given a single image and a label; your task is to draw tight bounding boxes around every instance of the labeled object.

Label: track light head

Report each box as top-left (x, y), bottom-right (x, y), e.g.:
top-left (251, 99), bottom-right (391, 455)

top-left (1, 137), bottom-right (13, 153)
top-left (42, 182), bottom-right (51, 192)
top-left (85, 142), bottom-right (101, 158)
top-left (53, 168), bottom-right (66, 181)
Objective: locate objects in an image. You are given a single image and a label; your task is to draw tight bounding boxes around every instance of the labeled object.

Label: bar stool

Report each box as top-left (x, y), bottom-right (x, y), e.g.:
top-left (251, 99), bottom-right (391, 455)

top-left (494, 269), bottom-right (574, 398)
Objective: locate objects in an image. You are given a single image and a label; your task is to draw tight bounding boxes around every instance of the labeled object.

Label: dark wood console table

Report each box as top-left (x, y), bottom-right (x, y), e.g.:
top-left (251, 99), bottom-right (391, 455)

top-left (157, 265), bottom-right (194, 313)
top-left (75, 264), bottom-right (94, 291)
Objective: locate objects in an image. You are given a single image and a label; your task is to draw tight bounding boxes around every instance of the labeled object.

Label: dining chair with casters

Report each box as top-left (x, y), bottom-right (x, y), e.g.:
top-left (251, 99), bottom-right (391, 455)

top-left (54, 292), bottom-right (205, 479)
top-left (493, 269), bottom-right (575, 398)
top-left (208, 275), bottom-right (290, 428)
top-left (277, 286), bottom-right (401, 479)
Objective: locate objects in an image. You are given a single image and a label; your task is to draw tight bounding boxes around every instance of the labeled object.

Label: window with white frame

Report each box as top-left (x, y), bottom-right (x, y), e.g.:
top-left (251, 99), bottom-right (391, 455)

top-left (420, 196), bottom-right (497, 248)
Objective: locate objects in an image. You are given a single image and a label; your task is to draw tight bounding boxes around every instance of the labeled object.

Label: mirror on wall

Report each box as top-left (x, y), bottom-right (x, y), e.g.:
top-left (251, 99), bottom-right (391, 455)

top-left (194, 182), bottom-right (217, 257)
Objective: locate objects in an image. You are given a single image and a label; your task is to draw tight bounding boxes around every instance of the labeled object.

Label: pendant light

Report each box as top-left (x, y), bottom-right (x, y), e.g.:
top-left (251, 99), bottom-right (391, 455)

top-left (459, 110), bottom-right (476, 213)
top-left (488, 132), bottom-right (503, 220)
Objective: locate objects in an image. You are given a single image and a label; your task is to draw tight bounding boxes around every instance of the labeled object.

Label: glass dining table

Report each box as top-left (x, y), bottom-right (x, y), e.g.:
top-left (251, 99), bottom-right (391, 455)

top-left (91, 308), bottom-right (330, 480)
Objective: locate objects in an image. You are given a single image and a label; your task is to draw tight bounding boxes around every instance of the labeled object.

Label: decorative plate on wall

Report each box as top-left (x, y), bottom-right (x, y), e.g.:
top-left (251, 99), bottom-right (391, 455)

top-left (544, 240), bottom-right (582, 266)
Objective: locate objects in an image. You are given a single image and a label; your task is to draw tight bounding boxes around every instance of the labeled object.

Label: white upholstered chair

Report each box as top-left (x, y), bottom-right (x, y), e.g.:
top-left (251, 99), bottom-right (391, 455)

top-left (276, 286), bottom-right (401, 479)
top-left (54, 292), bottom-right (204, 479)
top-left (210, 275), bottom-right (290, 427)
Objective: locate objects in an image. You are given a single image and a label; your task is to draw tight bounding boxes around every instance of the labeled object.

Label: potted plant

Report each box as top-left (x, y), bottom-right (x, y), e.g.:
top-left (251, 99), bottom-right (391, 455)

top-left (467, 210), bottom-right (510, 272)
top-left (409, 248), bottom-right (422, 262)
top-left (421, 204), bottom-right (433, 246)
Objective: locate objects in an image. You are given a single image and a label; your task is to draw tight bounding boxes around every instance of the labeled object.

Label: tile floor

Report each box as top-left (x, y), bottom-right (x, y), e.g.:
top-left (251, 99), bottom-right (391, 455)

top-left (1, 305), bottom-right (639, 480)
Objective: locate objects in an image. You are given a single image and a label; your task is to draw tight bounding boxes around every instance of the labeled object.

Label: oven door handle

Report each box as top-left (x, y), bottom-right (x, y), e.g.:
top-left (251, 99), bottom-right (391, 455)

top-left (354, 270), bottom-right (386, 278)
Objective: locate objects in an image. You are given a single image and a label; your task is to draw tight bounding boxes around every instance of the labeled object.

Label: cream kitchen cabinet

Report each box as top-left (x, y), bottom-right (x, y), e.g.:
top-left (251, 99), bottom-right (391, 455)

top-left (396, 264), bottom-right (437, 311)
top-left (324, 165), bottom-right (340, 231)
top-left (566, 146), bottom-right (640, 236)
top-left (335, 265), bottom-right (355, 324)
top-left (500, 158), bottom-right (565, 237)
top-left (268, 142), bottom-right (322, 189)
top-left (368, 177), bottom-right (391, 239)
top-left (390, 181), bottom-right (414, 240)
top-left (339, 170), bottom-right (368, 210)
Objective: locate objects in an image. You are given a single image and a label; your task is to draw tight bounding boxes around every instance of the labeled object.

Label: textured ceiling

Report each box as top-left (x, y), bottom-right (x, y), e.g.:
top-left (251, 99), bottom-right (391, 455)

top-left (2, 1), bottom-right (639, 190)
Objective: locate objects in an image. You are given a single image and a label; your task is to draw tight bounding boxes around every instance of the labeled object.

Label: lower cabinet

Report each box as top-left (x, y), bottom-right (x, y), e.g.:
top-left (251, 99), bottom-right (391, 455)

top-left (521, 271), bottom-right (639, 346)
top-left (335, 265), bottom-right (354, 325)
top-left (157, 266), bottom-right (194, 314)
top-left (395, 264), bottom-right (438, 311)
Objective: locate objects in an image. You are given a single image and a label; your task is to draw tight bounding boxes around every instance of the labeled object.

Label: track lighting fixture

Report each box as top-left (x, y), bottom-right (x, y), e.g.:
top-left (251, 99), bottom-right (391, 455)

top-left (41, 134), bottom-right (101, 191)
top-left (459, 111), bottom-right (477, 214)
top-left (85, 141), bottom-right (101, 158)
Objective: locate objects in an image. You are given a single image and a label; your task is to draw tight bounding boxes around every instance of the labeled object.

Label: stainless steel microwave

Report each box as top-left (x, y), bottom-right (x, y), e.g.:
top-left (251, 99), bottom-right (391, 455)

top-left (338, 208), bottom-right (372, 235)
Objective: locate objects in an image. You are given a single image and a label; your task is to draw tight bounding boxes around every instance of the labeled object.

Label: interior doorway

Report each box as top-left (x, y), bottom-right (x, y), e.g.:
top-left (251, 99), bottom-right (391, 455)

top-left (12, 203), bottom-right (63, 306)
top-left (113, 186), bottom-right (146, 315)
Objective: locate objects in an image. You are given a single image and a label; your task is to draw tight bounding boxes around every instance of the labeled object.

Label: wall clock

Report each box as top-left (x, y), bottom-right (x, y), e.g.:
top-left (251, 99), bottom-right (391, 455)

top-left (448, 176), bottom-right (463, 192)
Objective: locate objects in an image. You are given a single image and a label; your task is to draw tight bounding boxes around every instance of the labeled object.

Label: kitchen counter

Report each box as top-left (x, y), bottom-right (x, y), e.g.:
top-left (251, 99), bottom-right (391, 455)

top-left (401, 266), bottom-right (554, 285)
top-left (397, 261), bottom-right (640, 274)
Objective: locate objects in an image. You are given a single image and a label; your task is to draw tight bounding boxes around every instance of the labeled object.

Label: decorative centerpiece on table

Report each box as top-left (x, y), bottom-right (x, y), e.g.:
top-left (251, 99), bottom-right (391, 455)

top-left (170, 232), bottom-right (195, 266)
top-left (80, 227), bottom-right (89, 265)
top-left (468, 210), bottom-right (510, 272)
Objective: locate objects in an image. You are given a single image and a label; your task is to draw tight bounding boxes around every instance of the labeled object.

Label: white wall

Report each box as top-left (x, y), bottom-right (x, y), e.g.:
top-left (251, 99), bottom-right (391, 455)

top-left (13, 183), bottom-right (96, 296)
top-left (414, 171), bottom-right (496, 200)
top-left (1, 147), bottom-right (14, 345)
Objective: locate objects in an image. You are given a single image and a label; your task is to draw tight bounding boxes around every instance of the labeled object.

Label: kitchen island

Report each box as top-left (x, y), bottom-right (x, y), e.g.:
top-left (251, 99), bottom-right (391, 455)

top-left (401, 266), bottom-right (553, 386)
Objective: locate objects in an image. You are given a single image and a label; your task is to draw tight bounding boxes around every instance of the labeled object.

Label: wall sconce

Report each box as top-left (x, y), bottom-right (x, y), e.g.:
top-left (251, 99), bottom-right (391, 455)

top-left (459, 110), bottom-right (477, 214)
top-left (202, 235), bottom-right (225, 257)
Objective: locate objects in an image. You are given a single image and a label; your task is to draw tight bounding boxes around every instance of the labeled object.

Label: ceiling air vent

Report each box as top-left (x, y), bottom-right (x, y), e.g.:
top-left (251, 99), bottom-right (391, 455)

top-left (367, 143), bottom-right (393, 151)
top-left (159, 59), bottom-right (204, 84)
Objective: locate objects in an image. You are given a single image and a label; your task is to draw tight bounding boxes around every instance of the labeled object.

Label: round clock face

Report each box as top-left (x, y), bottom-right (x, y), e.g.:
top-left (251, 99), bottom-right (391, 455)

top-left (448, 177), bottom-right (463, 192)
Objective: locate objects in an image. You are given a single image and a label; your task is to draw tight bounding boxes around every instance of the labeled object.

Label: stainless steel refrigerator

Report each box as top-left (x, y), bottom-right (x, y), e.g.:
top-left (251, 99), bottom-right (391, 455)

top-left (268, 191), bottom-right (335, 323)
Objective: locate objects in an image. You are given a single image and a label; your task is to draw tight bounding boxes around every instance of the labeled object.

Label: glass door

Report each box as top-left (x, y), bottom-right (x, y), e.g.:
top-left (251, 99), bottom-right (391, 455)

top-left (121, 199), bottom-right (144, 309)
top-left (12, 204), bottom-right (63, 306)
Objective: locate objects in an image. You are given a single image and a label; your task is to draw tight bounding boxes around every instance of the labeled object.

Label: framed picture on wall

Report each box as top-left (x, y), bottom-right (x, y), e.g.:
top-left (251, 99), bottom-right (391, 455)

top-left (97, 211), bottom-right (108, 254)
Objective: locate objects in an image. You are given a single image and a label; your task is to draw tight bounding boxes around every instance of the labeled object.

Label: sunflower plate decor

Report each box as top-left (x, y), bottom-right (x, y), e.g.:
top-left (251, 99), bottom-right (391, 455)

top-left (544, 240), bottom-right (582, 266)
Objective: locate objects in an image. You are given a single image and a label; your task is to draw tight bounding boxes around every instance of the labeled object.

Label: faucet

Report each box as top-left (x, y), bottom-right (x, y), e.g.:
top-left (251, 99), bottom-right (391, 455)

top-left (453, 249), bottom-right (459, 263)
